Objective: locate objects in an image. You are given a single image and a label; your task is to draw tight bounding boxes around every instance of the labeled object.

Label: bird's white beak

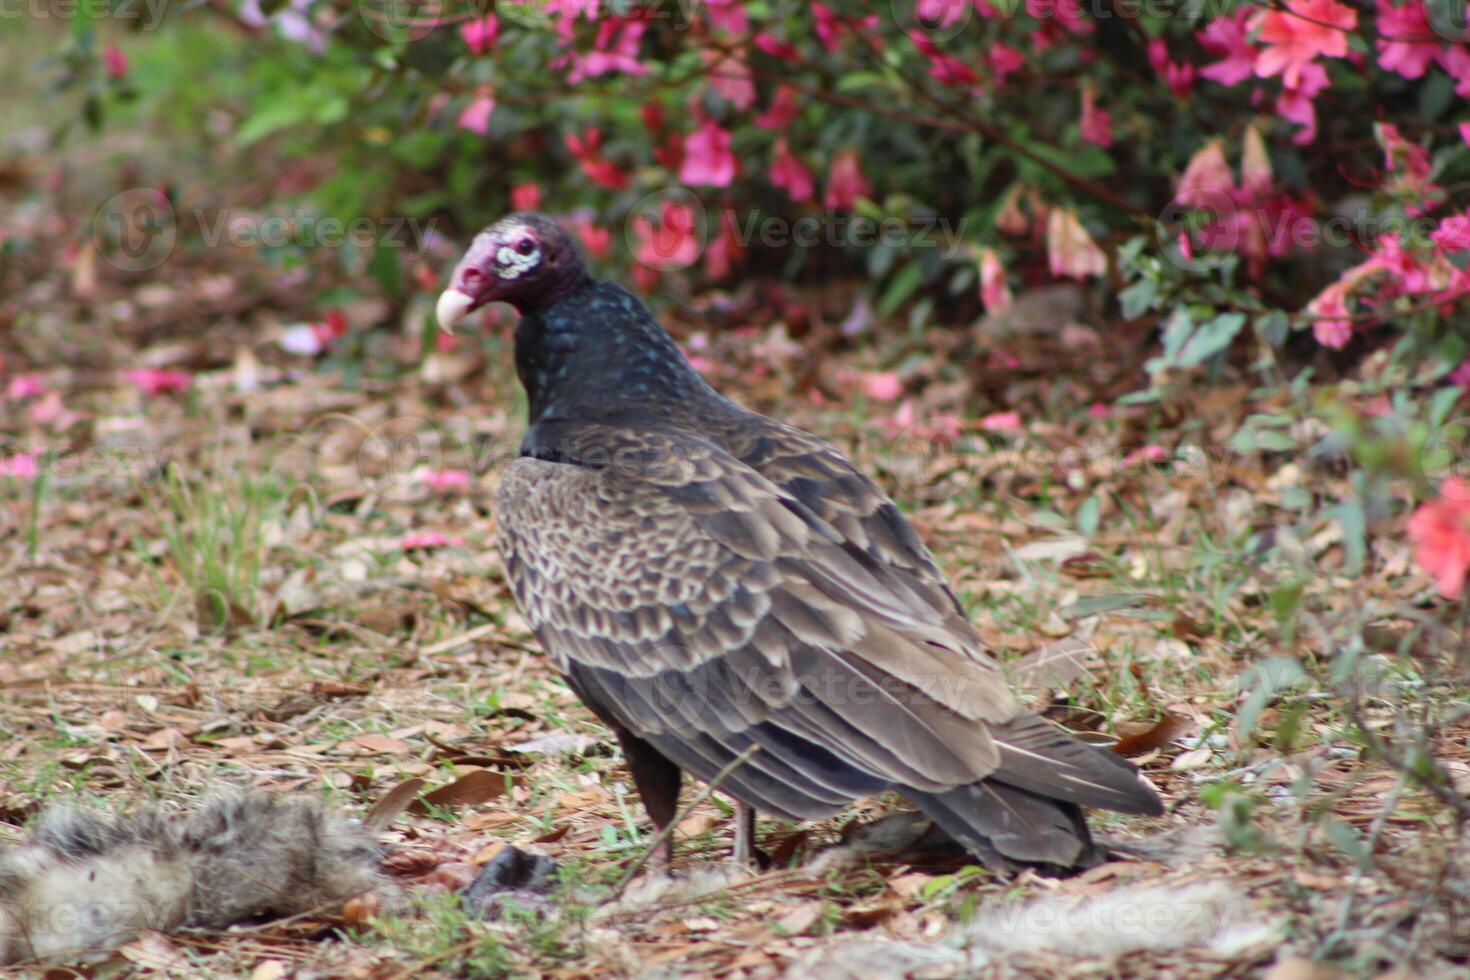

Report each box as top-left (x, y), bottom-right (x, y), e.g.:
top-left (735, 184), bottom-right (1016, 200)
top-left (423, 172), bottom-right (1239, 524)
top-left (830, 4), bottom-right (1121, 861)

top-left (435, 288), bottom-right (475, 334)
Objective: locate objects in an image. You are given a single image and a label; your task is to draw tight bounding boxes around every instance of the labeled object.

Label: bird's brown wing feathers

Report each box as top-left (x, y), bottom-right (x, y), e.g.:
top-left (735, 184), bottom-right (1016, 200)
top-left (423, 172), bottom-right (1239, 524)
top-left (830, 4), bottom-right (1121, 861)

top-left (496, 421), bottom-right (1158, 835)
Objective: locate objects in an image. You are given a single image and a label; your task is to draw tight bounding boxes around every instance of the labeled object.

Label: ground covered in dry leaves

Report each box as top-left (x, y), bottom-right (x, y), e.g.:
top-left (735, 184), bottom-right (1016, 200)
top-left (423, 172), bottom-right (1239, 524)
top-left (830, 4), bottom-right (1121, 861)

top-left (5, 161), bottom-right (1470, 980)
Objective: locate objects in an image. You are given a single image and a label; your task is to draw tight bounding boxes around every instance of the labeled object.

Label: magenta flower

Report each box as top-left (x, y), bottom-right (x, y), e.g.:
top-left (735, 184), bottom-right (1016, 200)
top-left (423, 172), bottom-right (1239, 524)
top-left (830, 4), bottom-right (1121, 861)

top-left (102, 42), bottom-right (128, 80)
top-left (754, 86), bottom-right (800, 131)
top-left (1080, 87), bottom-right (1112, 148)
top-left (823, 148), bottom-right (870, 210)
top-left (511, 183), bottom-right (541, 211)
top-left (5, 374), bottom-right (45, 400)
top-left (457, 91), bottom-right (495, 135)
top-left (1250, 0), bottom-right (1356, 88)
top-left (459, 14), bottom-right (498, 56)
top-left (679, 120), bottom-right (736, 187)
top-left (1305, 281), bottom-right (1353, 348)
top-left (0, 453), bottom-right (38, 480)
top-left (768, 140), bottom-right (814, 202)
top-left (979, 248), bottom-right (1012, 315)
top-left (1374, 0), bottom-right (1437, 80)
top-left (1433, 215), bottom-right (1470, 252)
top-left (1197, 12), bottom-right (1255, 87)
top-left (1408, 478), bottom-right (1470, 598)
top-left (125, 369), bottom-right (192, 397)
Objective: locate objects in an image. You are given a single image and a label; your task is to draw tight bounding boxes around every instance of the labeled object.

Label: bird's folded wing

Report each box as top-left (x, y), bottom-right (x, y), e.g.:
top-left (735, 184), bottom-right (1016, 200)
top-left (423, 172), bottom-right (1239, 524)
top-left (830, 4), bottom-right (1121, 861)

top-left (495, 425), bottom-right (1023, 803)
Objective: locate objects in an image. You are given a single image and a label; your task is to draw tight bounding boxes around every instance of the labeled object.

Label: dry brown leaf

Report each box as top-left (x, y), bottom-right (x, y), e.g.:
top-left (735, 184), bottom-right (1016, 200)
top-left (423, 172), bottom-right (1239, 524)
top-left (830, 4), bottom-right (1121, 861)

top-left (366, 776), bottom-right (426, 830)
top-left (345, 733), bottom-right (412, 755)
top-left (412, 770), bottom-right (511, 812)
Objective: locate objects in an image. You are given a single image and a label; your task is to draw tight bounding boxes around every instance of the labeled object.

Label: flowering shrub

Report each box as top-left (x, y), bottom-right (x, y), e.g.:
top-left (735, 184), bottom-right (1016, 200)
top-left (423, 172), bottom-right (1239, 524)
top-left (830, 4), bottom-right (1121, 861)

top-left (66, 0), bottom-right (1464, 353)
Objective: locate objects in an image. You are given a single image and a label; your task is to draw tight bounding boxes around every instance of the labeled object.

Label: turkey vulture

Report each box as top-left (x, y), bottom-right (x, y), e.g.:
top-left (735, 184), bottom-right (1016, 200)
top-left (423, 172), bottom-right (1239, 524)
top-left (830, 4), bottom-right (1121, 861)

top-left (437, 212), bottom-right (1162, 872)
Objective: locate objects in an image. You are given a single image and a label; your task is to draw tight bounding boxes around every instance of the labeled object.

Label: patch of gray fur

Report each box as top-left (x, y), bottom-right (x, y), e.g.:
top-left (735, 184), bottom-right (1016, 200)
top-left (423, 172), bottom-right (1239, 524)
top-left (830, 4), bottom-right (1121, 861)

top-left (0, 793), bottom-right (395, 965)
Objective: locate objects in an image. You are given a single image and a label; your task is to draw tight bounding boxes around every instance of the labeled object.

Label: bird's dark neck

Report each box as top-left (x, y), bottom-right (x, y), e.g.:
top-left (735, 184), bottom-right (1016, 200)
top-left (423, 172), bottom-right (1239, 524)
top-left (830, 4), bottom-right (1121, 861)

top-left (514, 278), bottom-right (723, 431)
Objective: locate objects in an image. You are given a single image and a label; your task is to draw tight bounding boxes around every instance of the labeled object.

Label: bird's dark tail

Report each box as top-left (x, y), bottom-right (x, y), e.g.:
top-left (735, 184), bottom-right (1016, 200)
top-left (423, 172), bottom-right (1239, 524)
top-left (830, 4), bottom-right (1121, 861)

top-left (905, 713), bottom-right (1164, 872)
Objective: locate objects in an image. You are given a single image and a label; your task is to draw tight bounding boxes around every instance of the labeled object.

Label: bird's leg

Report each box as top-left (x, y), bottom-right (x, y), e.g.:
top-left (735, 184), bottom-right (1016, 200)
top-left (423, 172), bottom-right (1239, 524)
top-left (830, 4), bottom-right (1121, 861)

top-left (731, 801), bottom-right (769, 869)
top-left (618, 730), bottom-right (681, 876)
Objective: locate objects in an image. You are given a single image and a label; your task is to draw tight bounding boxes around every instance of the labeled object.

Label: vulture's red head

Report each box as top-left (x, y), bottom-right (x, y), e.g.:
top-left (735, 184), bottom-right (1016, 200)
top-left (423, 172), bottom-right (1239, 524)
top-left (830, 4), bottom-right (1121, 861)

top-left (436, 211), bottom-right (586, 329)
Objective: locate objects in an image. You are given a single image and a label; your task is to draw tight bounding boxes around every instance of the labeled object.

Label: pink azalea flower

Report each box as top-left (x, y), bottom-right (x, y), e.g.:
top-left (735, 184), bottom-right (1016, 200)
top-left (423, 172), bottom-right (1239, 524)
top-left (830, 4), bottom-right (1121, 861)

top-left (1275, 60), bottom-right (1330, 144)
top-left (859, 371), bottom-right (903, 402)
top-left (768, 140), bottom-right (814, 202)
top-left (1177, 139), bottom-right (1233, 208)
top-left (1408, 478), bottom-right (1470, 597)
top-left (631, 201), bottom-right (701, 271)
top-left (400, 532), bottom-right (465, 550)
top-left (1164, 60), bottom-right (1197, 99)
top-left (1080, 87), bottom-right (1112, 147)
top-left (1149, 38), bottom-right (1198, 98)
top-left (1046, 207), bottom-right (1107, 280)
top-left (457, 91), bottom-right (495, 135)
top-left (102, 42), bottom-right (128, 80)
top-left (1088, 402), bottom-right (1110, 419)
top-left (459, 14), bottom-right (498, 56)
top-left (823, 148), bottom-right (871, 210)
top-left (1305, 281), bottom-right (1353, 347)
top-left (877, 400), bottom-right (963, 441)
top-left (979, 410), bottom-right (1023, 433)
top-left (564, 20), bottom-right (646, 83)
top-left (1448, 358), bottom-right (1470, 388)
top-left (703, 0), bottom-right (748, 35)
top-left (1374, 0), bottom-right (1437, 79)
top-left (753, 34), bottom-right (799, 61)
top-left (679, 120), bottom-right (736, 187)
top-left (917, 0), bottom-right (969, 28)
top-left (5, 374), bottom-right (45, 400)
top-left (1241, 125), bottom-right (1273, 199)
top-left (1250, 0), bottom-right (1356, 87)
top-left (0, 453), bottom-right (38, 479)
top-left (812, 3), bottom-right (843, 51)
top-left (703, 212), bottom-right (741, 281)
top-left (29, 390), bottom-right (77, 428)
top-left (994, 186), bottom-right (1028, 236)
top-left (1123, 444), bottom-right (1168, 467)
top-left (125, 369), bottom-right (192, 397)
top-left (979, 248), bottom-right (1012, 314)
top-left (1197, 11), bottom-right (1256, 87)
top-left (1440, 46), bottom-right (1470, 97)
top-left (1433, 214), bottom-right (1470, 252)
top-left (575, 218), bottom-right (612, 259)
top-left (1376, 122), bottom-right (1444, 211)
top-left (687, 354), bottom-right (717, 376)
top-left (704, 48), bottom-right (755, 109)
top-left (1461, 122), bottom-right (1470, 148)
top-left (754, 86), bottom-right (800, 131)
top-left (987, 42), bottom-right (1025, 87)
top-left (564, 129), bottom-right (629, 191)
top-left (910, 32), bottom-right (978, 87)
top-left (511, 183), bottom-right (541, 211)
top-left (420, 469), bottom-right (471, 491)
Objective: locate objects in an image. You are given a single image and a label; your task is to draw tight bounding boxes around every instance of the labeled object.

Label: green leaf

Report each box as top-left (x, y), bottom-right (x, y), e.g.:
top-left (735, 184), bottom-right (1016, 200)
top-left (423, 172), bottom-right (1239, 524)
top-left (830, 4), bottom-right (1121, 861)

top-left (1118, 278), bottom-right (1158, 319)
top-left (367, 244), bottom-right (403, 300)
top-left (877, 262), bottom-right (924, 317)
top-left (1075, 495), bottom-right (1100, 538)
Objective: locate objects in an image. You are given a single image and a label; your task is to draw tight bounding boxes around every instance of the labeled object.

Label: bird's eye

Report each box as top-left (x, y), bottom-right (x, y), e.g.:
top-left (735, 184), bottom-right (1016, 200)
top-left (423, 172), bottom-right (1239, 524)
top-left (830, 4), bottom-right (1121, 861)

top-left (516, 238), bottom-right (535, 255)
